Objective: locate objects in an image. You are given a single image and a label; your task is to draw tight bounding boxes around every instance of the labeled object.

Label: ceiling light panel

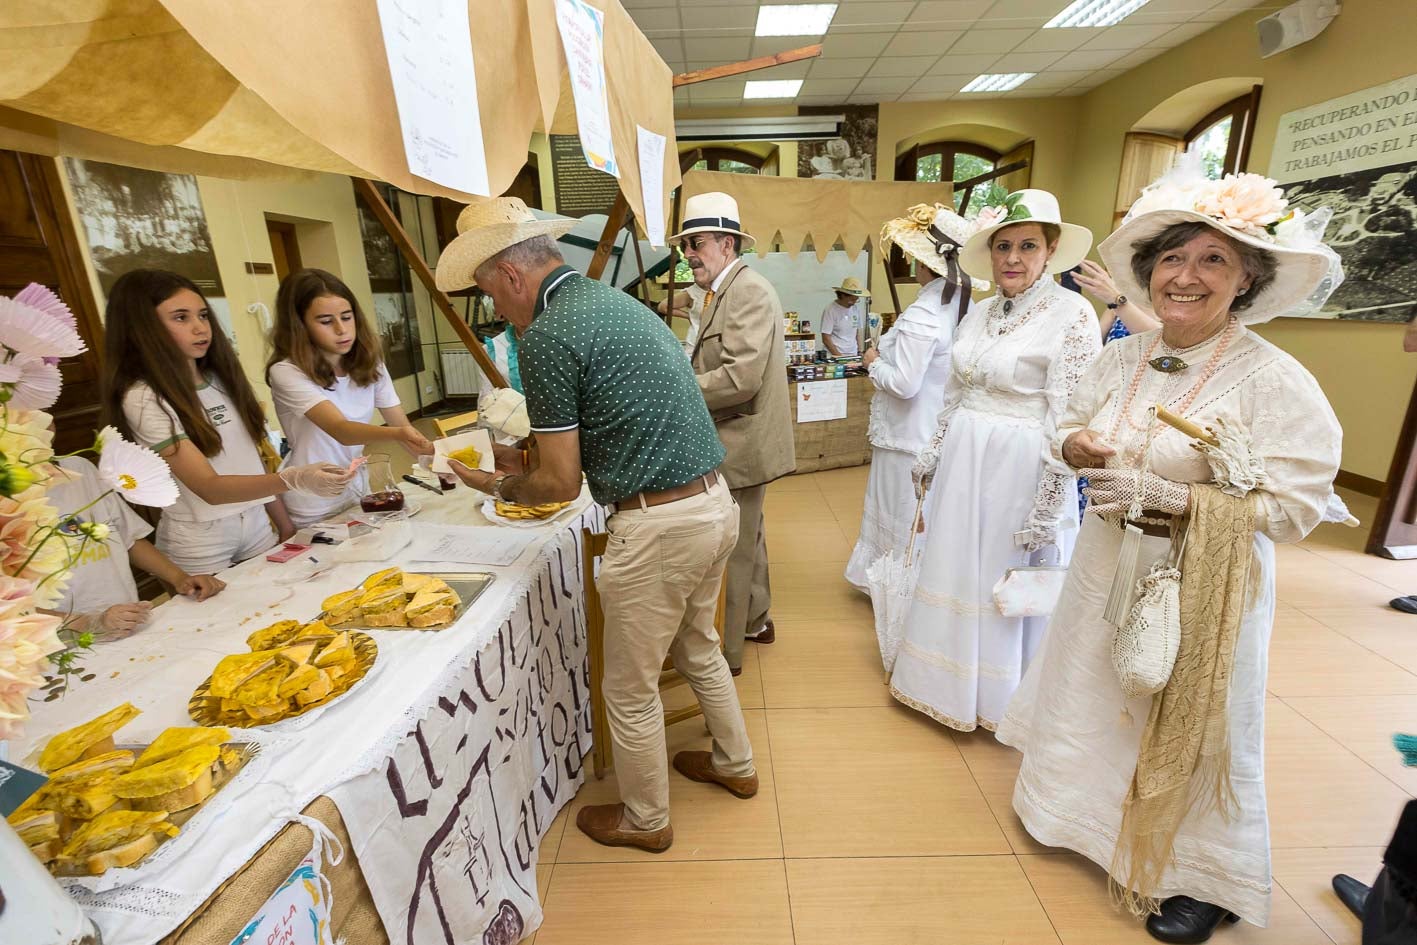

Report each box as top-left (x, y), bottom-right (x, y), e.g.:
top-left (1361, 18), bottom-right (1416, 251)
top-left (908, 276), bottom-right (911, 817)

top-left (1045, 0), bottom-right (1152, 28)
top-left (755, 4), bottom-right (838, 36)
top-left (743, 79), bottom-right (805, 99)
top-left (959, 72), bottom-right (1036, 92)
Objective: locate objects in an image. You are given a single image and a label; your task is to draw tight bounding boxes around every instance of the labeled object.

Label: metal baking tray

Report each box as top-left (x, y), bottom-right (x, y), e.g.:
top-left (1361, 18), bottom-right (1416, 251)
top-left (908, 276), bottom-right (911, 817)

top-left (322, 571), bottom-right (496, 631)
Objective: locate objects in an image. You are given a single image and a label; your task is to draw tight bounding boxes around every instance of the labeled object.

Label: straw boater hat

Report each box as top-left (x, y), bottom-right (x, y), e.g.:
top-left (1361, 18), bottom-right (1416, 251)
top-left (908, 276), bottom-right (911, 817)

top-left (434, 197), bottom-right (577, 292)
top-left (833, 276), bottom-right (870, 298)
top-left (957, 188), bottom-right (1092, 282)
top-left (880, 204), bottom-right (981, 318)
top-left (668, 192), bottom-right (756, 249)
top-left (1099, 162), bottom-right (1344, 325)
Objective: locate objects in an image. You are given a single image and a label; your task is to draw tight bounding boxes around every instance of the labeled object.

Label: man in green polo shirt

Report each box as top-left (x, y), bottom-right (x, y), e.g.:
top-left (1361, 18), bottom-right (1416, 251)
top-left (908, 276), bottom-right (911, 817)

top-left (435, 197), bottom-right (757, 855)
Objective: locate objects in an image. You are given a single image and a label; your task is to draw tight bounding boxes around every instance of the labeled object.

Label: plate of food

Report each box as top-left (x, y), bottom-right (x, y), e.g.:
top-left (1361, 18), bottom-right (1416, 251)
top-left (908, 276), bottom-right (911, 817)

top-left (7, 704), bottom-right (257, 876)
top-left (318, 566), bottom-right (493, 631)
top-left (188, 620), bottom-right (377, 728)
top-left (481, 497), bottom-right (576, 528)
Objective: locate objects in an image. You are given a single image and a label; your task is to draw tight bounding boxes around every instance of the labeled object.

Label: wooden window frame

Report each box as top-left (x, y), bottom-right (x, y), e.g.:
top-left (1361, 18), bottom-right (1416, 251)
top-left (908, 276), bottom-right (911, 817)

top-left (689, 146), bottom-right (768, 174)
top-left (889, 140), bottom-right (1002, 282)
top-left (1184, 85), bottom-right (1263, 176)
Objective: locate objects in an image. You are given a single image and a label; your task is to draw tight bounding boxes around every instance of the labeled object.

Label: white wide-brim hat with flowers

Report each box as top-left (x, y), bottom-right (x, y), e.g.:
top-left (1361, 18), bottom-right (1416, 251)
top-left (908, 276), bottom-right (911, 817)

top-left (1099, 161), bottom-right (1343, 325)
top-left (435, 197), bottom-right (577, 292)
top-left (881, 203), bottom-right (976, 276)
top-left (958, 188), bottom-right (1093, 282)
top-left (669, 192), bottom-right (756, 249)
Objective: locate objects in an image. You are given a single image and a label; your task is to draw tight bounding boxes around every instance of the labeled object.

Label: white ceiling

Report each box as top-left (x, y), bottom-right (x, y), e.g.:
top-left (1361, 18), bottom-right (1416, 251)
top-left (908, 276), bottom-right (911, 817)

top-left (624, 0), bottom-right (1280, 106)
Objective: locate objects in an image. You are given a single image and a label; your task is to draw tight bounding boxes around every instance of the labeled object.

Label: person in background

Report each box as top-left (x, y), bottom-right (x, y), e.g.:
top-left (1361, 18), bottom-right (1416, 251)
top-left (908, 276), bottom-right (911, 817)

top-left (679, 192), bottom-right (796, 675)
top-left (819, 277), bottom-right (869, 357)
top-left (435, 196), bottom-right (755, 855)
top-left (266, 268), bottom-right (432, 527)
top-left (1073, 258), bottom-right (1161, 341)
top-left (844, 204), bottom-right (974, 594)
top-left (45, 454), bottom-right (225, 639)
top-left (894, 189), bottom-right (1099, 734)
top-left (103, 269), bottom-right (353, 575)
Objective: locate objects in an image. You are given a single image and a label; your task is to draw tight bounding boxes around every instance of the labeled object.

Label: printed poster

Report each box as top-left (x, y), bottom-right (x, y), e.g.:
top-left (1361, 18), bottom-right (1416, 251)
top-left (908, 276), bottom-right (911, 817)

top-left (228, 855), bottom-right (334, 945)
top-left (796, 379), bottom-right (848, 423)
top-left (555, 0), bottom-right (619, 178)
top-left (637, 125), bottom-right (667, 246)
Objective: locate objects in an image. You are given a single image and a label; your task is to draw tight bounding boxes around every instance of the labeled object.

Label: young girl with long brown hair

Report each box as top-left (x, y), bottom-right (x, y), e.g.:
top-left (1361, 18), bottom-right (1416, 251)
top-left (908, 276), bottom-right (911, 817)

top-left (103, 269), bottom-right (354, 574)
top-left (265, 268), bottom-right (432, 526)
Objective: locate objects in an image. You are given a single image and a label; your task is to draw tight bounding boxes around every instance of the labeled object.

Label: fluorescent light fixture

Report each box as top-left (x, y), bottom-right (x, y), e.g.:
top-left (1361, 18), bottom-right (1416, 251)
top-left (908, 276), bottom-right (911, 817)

top-left (1045, 0), bottom-right (1151, 28)
top-left (743, 79), bottom-right (804, 99)
top-left (755, 4), bottom-right (837, 37)
top-left (676, 115), bottom-right (843, 141)
top-left (960, 73), bottom-right (1036, 93)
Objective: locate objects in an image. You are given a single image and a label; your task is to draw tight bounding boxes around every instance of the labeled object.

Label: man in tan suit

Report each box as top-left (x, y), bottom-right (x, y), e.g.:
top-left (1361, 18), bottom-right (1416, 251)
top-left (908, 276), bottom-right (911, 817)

top-left (672, 192), bottom-right (795, 673)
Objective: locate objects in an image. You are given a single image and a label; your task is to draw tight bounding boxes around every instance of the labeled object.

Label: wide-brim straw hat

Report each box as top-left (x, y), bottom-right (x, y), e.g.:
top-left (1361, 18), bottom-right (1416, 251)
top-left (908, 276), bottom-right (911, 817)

top-left (434, 197), bottom-right (577, 292)
top-left (669, 191), bottom-right (756, 249)
top-left (833, 276), bottom-right (870, 298)
top-left (1099, 164), bottom-right (1343, 325)
top-left (958, 188), bottom-right (1092, 282)
top-left (881, 204), bottom-right (976, 276)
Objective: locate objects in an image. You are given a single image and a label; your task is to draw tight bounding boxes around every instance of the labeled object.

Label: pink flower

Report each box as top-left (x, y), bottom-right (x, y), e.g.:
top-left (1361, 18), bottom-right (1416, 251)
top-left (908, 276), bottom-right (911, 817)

top-left (13, 283), bottom-right (76, 331)
top-left (0, 295), bottom-right (86, 360)
top-left (2, 355), bottom-right (62, 410)
top-left (1193, 173), bottom-right (1287, 238)
top-left (973, 205), bottom-right (1007, 231)
top-left (0, 575), bottom-right (64, 741)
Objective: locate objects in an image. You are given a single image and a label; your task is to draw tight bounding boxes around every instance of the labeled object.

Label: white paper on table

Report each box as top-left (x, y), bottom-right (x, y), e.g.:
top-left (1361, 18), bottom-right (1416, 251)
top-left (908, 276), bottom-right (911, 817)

top-left (407, 525), bottom-right (540, 566)
top-left (555, 0), bottom-right (618, 177)
top-left (431, 429), bottom-right (495, 474)
top-left (636, 125), bottom-right (667, 247)
top-left (796, 379), bottom-right (848, 423)
top-left (376, 0), bottom-right (490, 195)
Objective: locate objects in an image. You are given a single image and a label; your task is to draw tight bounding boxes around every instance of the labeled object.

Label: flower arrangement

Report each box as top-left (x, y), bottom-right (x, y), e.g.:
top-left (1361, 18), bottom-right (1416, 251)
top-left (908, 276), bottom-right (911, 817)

top-left (0, 283), bottom-right (179, 740)
top-left (1126, 159), bottom-right (1300, 243)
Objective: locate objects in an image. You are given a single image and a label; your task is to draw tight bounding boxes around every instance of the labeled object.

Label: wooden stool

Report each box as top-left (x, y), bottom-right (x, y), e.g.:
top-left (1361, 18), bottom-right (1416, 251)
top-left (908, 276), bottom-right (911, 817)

top-left (432, 410), bottom-right (479, 438)
top-left (582, 528), bottom-right (729, 780)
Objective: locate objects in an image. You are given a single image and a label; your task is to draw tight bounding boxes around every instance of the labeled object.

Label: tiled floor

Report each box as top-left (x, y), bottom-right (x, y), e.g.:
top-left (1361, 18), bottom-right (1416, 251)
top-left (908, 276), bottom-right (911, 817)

top-left (530, 466), bottom-right (1415, 945)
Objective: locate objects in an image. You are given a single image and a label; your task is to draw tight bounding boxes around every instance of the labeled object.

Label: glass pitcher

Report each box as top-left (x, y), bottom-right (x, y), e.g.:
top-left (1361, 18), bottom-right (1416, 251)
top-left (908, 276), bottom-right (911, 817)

top-left (359, 452), bottom-right (405, 513)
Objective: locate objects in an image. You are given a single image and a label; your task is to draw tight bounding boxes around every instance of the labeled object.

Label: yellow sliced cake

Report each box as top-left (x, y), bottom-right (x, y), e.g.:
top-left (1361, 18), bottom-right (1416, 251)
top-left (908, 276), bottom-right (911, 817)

top-left (230, 665), bottom-right (291, 706)
top-left (134, 727), bottom-right (230, 769)
top-left (313, 631), bottom-right (355, 667)
top-left (276, 663), bottom-right (321, 699)
top-left (360, 566), bottom-right (403, 592)
top-left (406, 590), bottom-right (458, 628)
top-left (38, 703), bottom-right (141, 773)
top-left (47, 750), bottom-right (135, 785)
top-left (111, 745), bottom-right (221, 812)
top-left (209, 652), bottom-right (279, 699)
top-left (321, 589), bottom-right (363, 625)
top-left (245, 619), bottom-right (301, 652)
top-left (58, 809), bottom-right (178, 875)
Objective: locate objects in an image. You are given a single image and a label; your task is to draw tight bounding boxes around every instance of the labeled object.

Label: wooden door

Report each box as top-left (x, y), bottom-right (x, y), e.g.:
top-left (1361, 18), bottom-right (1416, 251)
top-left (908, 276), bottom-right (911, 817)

top-left (1367, 376), bottom-right (1417, 558)
top-left (0, 150), bottom-right (105, 454)
top-left (266, 219), bottom-right (301, 281)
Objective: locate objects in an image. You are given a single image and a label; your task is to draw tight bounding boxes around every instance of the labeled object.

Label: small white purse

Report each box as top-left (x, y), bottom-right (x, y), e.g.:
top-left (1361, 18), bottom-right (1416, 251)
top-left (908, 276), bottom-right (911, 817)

top-left (1111, 555), bottom-right (1182, 698)
top-left (992, 564), bottom-right (1068, 618)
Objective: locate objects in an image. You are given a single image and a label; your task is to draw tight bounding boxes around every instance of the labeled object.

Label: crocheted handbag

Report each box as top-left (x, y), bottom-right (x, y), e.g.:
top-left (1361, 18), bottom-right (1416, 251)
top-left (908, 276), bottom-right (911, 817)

top-left (1112, 554), bottom-right (1182, 698)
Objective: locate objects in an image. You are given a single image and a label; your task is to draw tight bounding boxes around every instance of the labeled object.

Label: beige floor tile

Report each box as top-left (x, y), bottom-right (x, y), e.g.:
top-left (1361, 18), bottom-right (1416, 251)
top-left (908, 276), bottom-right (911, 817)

top-left (787, 856), bottom-right (1061, 945)
top-left (758, 618), bottom-right (894, 708)
top-left (764, 560), bottom-right (876, 622)
top-left (770, 706), bottom-right (1009, 857)
top-left (1266, 698), bottom-right (1413, 848)
top-left (1272, 847), bottom-right (1386, 945)
top-left (1018, 853), bottom-right (1331, 944)
top-left (1302, 544), bottom-right (1417, 591)
top-left (541, 801), bottom-right (570, 863)
top-left (950, 730), bottom-right (1061, 856)
top-left (535, 859), bottom-right (794, 945)
top-left (526, 865), bottom-right (555, 944)
top-left (761, 520), bottom-right (854, 563)
top-left (1276, 556), bottom-right (1397, 610)
top-left (1283, 693), bottom-right (1417, 794)
top-left (1266, 610), bottom-right (1417, 697)
top-left (557, 710), bottom-right (782, 863)
top-left (769, 473), bottom-right (824, 496)
top-left (1301, 603), bottom-right (1417, 675)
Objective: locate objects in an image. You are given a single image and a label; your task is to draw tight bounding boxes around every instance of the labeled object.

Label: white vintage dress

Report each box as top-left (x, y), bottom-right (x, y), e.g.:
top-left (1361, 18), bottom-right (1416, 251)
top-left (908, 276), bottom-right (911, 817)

top-left (889, 275), bottom-right (1100, 732)
top-left (844, 277), bottom-right (966, 591)
top-left (996, 324), bottom-right (1342, 926)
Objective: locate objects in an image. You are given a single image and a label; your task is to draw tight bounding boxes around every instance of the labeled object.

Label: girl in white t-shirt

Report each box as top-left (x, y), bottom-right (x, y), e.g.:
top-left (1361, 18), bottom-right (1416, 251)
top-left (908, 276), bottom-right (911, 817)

top-left (265, 268), bottom-right (434, 526)
top-left (103, 270), bottom-right (354, 575)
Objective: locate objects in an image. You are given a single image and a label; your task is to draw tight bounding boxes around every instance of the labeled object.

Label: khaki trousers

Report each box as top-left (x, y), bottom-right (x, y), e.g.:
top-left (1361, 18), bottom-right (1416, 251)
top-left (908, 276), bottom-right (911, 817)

top-left (723, 483), bottom-right (772, 670)
top-left (599, 478), bottom-right (754, 830)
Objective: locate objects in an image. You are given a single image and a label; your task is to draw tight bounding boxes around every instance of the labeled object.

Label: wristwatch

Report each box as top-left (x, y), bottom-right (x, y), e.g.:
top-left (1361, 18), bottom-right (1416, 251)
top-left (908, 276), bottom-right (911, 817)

top-left (490, 474), bottom-right (509, 502)
top-left (1106, 294), bottom-right (1127, 310)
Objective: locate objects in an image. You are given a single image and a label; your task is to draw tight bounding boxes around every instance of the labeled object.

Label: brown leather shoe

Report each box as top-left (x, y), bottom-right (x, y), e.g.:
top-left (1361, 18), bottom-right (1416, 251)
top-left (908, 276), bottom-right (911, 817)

top-left (673, 750), bottom-right (759, 798)
top-left (746, 618), bottom-right (775, 644)
top-left (575, 803), bottom-right (673, 853)
top-left (729, 665), bottom-right (742, 677)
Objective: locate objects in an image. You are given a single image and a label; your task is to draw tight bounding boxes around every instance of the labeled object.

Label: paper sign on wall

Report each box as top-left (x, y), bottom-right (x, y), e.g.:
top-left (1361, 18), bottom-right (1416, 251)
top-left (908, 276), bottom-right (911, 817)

top-left (637, 126), bottom-right (667, 246)
top-left (228, 855), bottom-right (333, 945)
top-left (796, 379), bottom-right (848, 423)
top-left (555, 0), bottom-right (619, 178)
top-left (376, 0), bottom-right (490, 195)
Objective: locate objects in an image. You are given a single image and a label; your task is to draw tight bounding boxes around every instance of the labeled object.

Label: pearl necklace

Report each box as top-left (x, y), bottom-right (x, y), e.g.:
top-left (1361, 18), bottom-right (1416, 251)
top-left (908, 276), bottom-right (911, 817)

top-left (960, 286), bottom-right (1055, 385)
top-left (1106, 317), bottom-right (1238, 457)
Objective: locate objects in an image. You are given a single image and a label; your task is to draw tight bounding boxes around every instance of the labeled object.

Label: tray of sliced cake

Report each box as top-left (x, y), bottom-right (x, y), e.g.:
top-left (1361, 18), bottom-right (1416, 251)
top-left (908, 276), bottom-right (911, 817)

top-left (318, 566), bottom-right (492, 631)
top-left (188, 618), bottom-right (376, 728)
top-left (6, 703), bottom-right (257, 876)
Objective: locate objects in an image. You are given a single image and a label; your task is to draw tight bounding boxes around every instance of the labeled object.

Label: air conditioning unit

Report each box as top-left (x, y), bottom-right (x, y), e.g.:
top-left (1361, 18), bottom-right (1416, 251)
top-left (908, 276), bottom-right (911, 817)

top-left (1258, 0), bottom-right (1340, 59)
top-left (674, 115), bottom-right (844, 142)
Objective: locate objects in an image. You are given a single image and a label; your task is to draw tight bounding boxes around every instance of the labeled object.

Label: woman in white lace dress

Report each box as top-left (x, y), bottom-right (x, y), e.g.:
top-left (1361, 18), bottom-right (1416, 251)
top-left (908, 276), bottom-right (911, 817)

top-left (844, 204), bottom-right (975, 594)
top-left (997, 169), bottom-right (1344, 943)
top-left (890, 190), bottom-right (1098, 732)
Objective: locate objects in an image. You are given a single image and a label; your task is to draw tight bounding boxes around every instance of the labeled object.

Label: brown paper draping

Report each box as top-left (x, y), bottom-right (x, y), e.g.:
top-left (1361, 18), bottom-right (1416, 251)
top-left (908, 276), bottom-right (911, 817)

top-left (680, 170), bottom-right (956, 261)
top-left (0, 0), bottom-right (679, 227)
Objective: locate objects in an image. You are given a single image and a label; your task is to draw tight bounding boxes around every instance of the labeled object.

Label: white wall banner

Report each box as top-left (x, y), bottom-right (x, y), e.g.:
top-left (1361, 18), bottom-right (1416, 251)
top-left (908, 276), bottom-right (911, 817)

top-left (796, 379), bottom-right (848, 423)
top-left (636, 125), bottom-right (667, 247)
top-left (1268, 73), bottom-right (1417, 322)
top-left (555, 0), bottom-right (619, 178)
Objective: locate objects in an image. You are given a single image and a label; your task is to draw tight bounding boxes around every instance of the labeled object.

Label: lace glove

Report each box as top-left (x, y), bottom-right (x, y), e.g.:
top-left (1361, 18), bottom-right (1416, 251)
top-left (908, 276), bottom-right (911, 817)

top-left (1082, 468), bottom-right (1190, 518)
top-left (278, 462), bottom-right (356, 498)
top-left (911, 426), bottom-right (947, 498)
top-left (1018, 469), bottom-right (1069, 552)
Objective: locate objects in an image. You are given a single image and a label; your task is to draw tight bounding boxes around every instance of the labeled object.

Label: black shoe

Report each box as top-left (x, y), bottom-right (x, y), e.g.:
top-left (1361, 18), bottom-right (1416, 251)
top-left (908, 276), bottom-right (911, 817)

top-left (1145, 896), bottom-right (1239, 944)
top-left (746, 618), bottom-right (775, 645)
top-left (1331, 873), bottom-right (1370, 917)
top-left (1390, 596), bottom-right (1417, 615)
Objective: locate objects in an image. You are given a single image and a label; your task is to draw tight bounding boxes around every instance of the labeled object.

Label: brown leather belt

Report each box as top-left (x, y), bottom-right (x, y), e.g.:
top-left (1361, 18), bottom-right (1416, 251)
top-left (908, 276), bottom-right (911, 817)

top-left (618, 470), bottom-right (720, 511)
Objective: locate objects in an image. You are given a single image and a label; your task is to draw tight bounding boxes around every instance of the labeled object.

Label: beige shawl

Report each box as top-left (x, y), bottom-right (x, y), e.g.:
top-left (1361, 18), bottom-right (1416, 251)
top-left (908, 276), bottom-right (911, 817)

top-left (1111, 484), bottom-right (1256, 916)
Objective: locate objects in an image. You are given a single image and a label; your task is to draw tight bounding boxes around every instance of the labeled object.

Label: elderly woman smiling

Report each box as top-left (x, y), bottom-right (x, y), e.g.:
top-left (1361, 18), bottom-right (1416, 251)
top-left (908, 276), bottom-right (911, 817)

top-left (996, 169), bottom-right (1344, 944)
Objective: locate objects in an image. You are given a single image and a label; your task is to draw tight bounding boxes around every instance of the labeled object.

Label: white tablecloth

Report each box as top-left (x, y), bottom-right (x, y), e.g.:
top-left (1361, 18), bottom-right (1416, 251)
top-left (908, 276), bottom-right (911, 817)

top-left (9, 485), bottom-right (603, 945)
